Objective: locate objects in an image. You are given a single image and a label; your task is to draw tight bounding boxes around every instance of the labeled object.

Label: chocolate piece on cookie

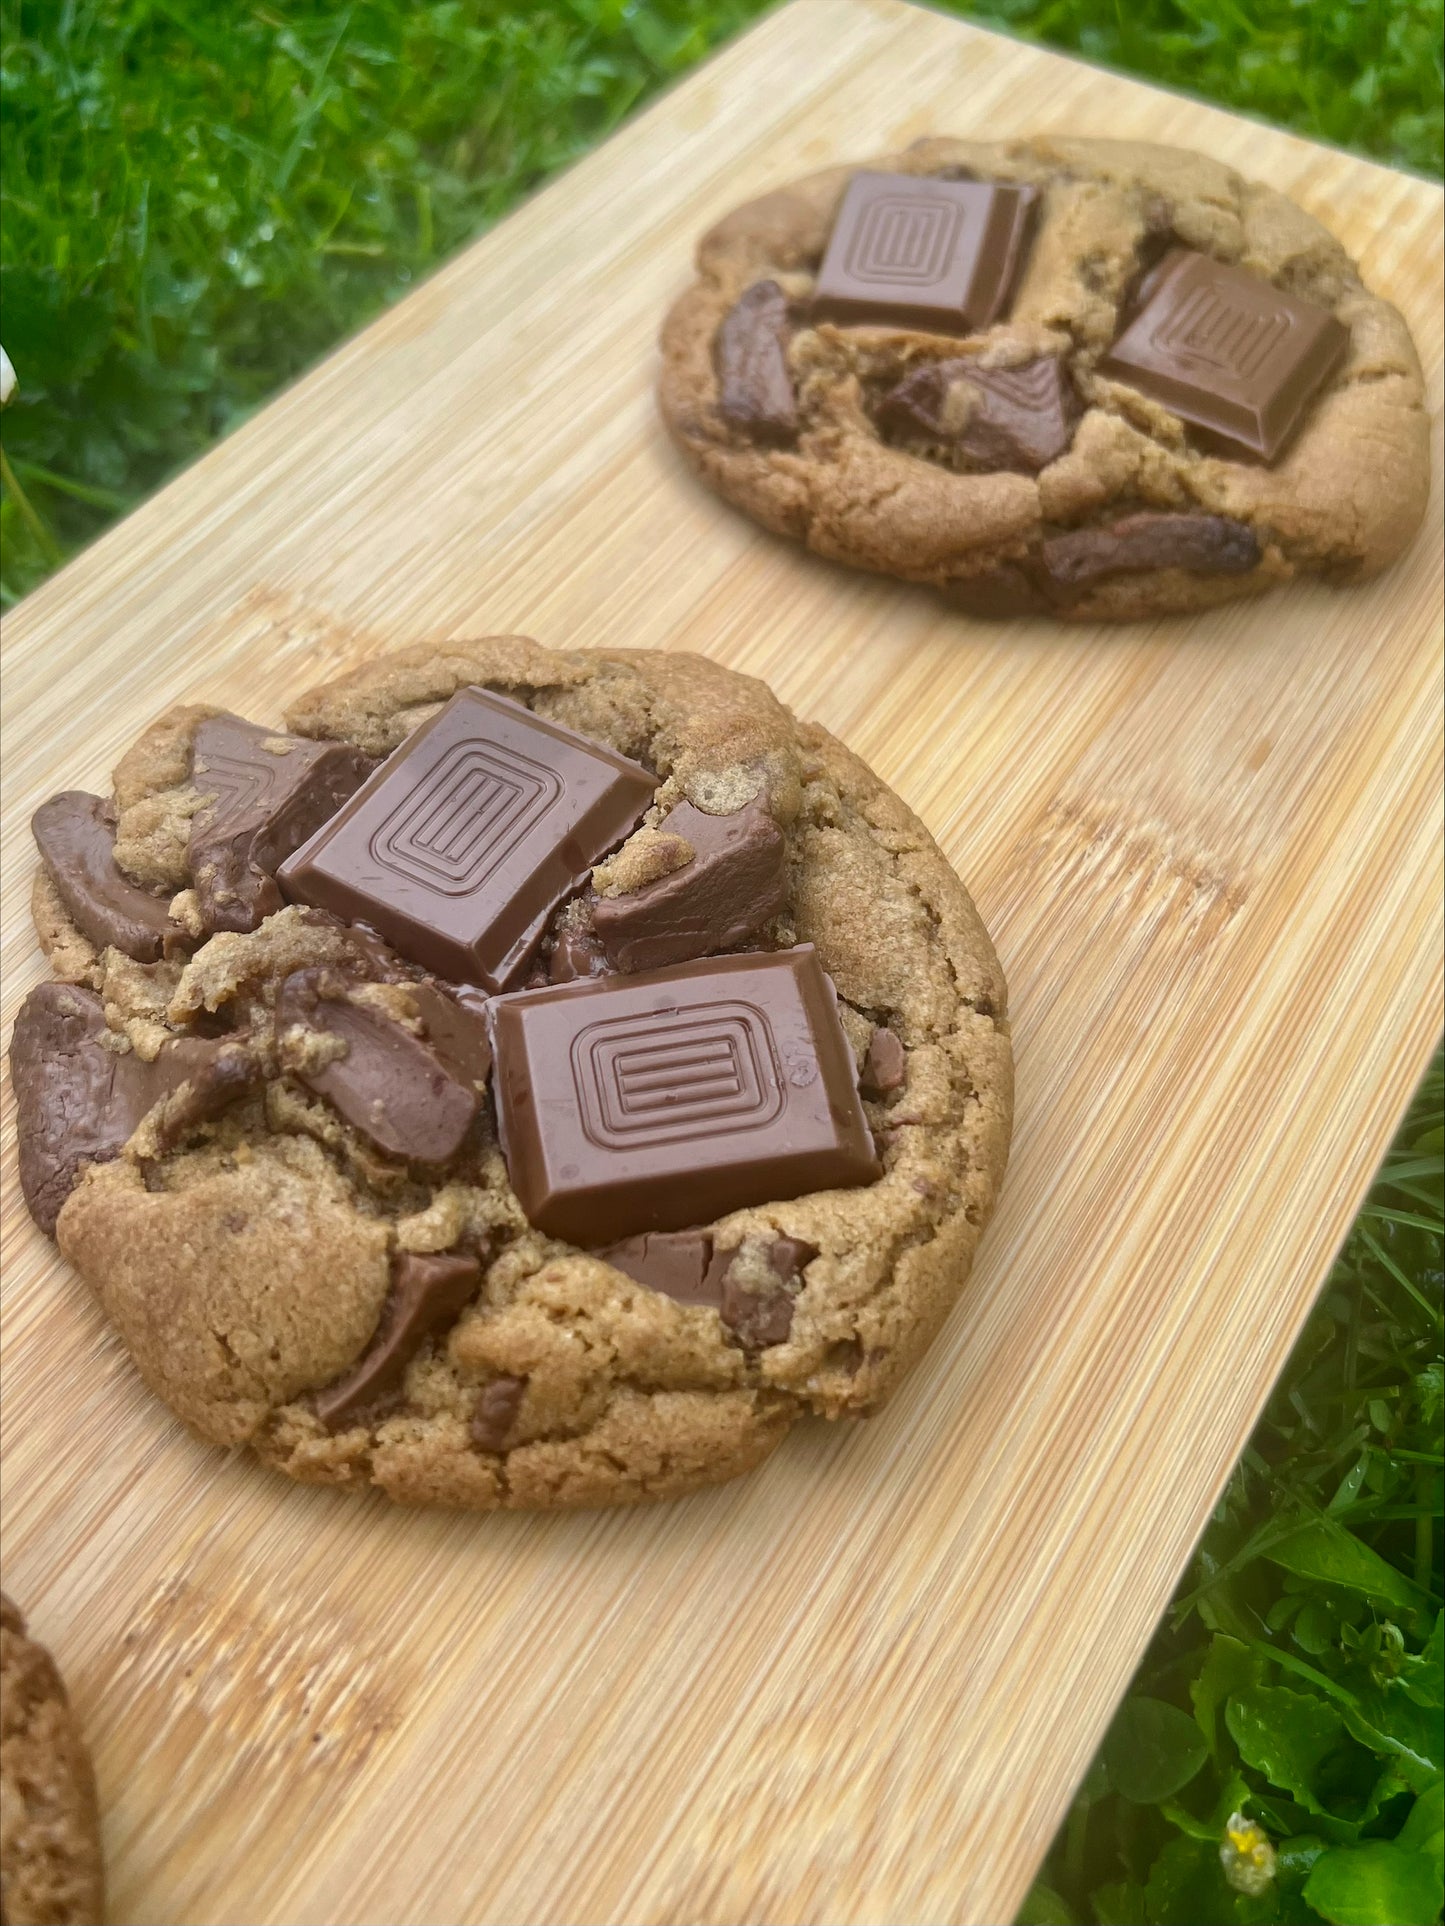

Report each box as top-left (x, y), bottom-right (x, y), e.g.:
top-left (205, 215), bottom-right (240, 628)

top-left (491, 947), bottom-right (880, 1247)
top-left (314, 1250), bottom-right (482, 1429)
top-left (32, 791), bottom-right (178, 962)
top-left (592, 800), bottom-right (787, 973)
top-left (715, 280), bottom-right (797, 442)
top-left (275, 968), bottom-right (482, 1164)
top-left (278, 686), bottom-right (653, 991)
top-left (812, 171), bottom-right (1038, 333)
top-left (1099, 248), bottom-right (1349, 462)
top-left (18, 638), bottom-right (1010, 1510)
top-left (0, 1595), bottom-right (105, 1926)
top-left (188, 713), bottom-right (373, 935)
top-left (877, 356), bottom-right (1079, 472)
top-left (660, 137), bottom-right (1428, 620)
top-left (11, 982), bottom-right (254, 1232)
top-left (1042, 512), bottom-right (1260, 591)
top-left (860, 1025), bottom-right (907, 1097)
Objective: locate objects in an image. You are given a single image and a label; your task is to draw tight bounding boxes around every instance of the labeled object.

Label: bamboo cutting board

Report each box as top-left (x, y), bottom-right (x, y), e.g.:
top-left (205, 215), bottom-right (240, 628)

top-left (1, 3), bottom-right (1441, 1920)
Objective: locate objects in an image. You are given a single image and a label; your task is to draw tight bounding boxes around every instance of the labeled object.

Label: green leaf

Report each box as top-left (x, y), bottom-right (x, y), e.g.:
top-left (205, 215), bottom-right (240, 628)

top-left (1091, 1880), bottom-right (1147, 1925)
top-left (1264, 1517), bottom-right (1432, 1616)
top-left (1346, 1684), bottom-right (1445, 1791)
top-left (1015, 1881), bottom-right (1075, 1925)
top-left (1396, 1781), bottom-right (1445, 1875)
top-left (1303, 1842), bottom-right (1443, 1925)
top-left (1225, 1685), bottom-right (1380, 1822)
top-left (1102, 1697), bottom-right (1209, 1804)
top-left (1195, 1636), bottom-right (1263, 1761)
top-left (1402, 1616), bottom-right (1445, 1710)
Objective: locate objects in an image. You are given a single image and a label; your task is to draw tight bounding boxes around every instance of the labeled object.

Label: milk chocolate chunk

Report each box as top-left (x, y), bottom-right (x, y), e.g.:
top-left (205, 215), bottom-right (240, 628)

top-left (314, 1251), bottom-right (481, 1430)
top-left (406, 982), bottom-right (493, 1092)
top-left (188, 714), bottom-right (373, 935)
top-left (602, 1230), bottom-right (731, 1304)
top-left (32, 792), bottom-right (178, 962)
top-left (146, 1043), bottom-right (263, 1156)
top-left (716, 280), bottom-right (797, 442)
top-left (492, 946), bottom-right (880, 1247)
top-left (470, 1375), bottom-right (527, 1453)
top-left (592, 801), bottom-right (787, 974)
top-left (813, 172), bottom-right (1038, 334)
top-left (719, 1236), bottom-right (818, 1349)
top-left (878, 356), bottom-right (1079, 472)
top-left (275, 968), bottom-right (481, 1164)
top-left (278, 687), bottom-right (654, 991)
top-left (9, 984), bottom-right (254, 1231)
top-left (860, 1026), bottom-right (907, 1097)
top-left (1042, 512), bottom-right (1260, 590)
top-left (1099, 248), bottom-right (1349, 462)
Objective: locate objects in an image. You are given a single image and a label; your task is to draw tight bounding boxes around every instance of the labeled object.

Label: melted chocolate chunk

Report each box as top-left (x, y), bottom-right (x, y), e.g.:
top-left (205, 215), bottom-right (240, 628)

top-left (406, 982), bottom-right (493, 1093)
top-left (10, 984), bottom-right (256, 1232)
top-left (813, 173), bottom-right (1038, 334)
top-left (942, 564), bottom-right (1046, 618)
top-left (188, 714), bottom-right (373, 935)
top-left (32, 792), bottom-right (178, 962)
top-left (470, 1376), bottom-right (527, 1453)
top-left (719, 1237), bottom-right (818, 1349)
top-left (715, 280), bottom-right (798, 443)
top-left (860, 1026), bottom-right (907, 1097)
top-left (877, 356), bottom-right (1079, 472)
top-left (275, 968), bottom-right (481, 1164)
top-left (602, 1230), bottom-right (731, 1304)
top-left (1042, 512), bottom-right (1260, 591)
top-left (591, 801), bottom-right (787, 974)
top-left (603, 1229), bottom-right (815, 1350)
top-left (548, 909), bottom-right (611, 984)
top-left (147, 1044), bottom-right (263, 1156)
top-left (314, 1251), bottom-right (481, 1431)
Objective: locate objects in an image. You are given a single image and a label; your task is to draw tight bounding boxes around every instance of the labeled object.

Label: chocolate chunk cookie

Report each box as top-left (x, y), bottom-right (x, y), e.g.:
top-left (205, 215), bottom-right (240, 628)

top-left (658, 136), bottom-right (1429, 621)
top-left (12, 637), bottom-right (1011, 1511)
top-left (0, 1596), bottom-right (105, 1926)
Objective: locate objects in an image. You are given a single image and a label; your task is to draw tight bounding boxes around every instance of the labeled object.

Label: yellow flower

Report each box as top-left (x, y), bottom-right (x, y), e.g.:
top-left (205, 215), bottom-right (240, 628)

top-left (1220, 1811), bottom-right (1277, 1896)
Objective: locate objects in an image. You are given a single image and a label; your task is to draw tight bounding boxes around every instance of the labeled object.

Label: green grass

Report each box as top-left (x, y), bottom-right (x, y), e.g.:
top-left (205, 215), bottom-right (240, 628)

top-left (1, 0), bottom-right (1441, 602)
top-left (2, 9), bottom-right (1442, 1920)
top-left (1022, 1055), bottom-right (1444, 1926)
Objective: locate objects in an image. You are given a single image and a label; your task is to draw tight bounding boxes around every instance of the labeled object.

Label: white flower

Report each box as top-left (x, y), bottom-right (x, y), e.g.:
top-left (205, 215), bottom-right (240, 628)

top-left (0, 346), bottom-right (15, 406)
top-left (1220, 1811), bottom-right (1277, 1896)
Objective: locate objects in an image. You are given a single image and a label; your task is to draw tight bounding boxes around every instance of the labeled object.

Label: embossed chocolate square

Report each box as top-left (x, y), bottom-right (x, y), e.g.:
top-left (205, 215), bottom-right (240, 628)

top-left (491, 946), bottom-right (880, 1246)
top-left (1100, 249), bottom-right (1349, 462)
top-left (812, 171), bottom-right (1037, 334)
top-left (278, 688), bottom-right (654, 990)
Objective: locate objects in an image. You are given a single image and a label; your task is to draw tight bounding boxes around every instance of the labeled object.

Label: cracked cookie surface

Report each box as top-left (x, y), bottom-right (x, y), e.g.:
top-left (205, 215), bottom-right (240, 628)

top-left (15, 638), bottom-right (1012, 1511)
top-left (0, 1595), bottom-right (104, 1926)
top-left (658, 136), bottom-right (1429, 621)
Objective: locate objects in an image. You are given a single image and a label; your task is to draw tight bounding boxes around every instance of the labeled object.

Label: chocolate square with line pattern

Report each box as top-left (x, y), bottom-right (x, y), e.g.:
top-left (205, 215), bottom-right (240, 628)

top-left (277, 687), bottom-right (654, 990)
top-left (812, 171), bottom-right (1038, 334)
top-left (1100, 249), bottom-right (1349, 462)
top-left (490, 946), bottom-right (880, 1246)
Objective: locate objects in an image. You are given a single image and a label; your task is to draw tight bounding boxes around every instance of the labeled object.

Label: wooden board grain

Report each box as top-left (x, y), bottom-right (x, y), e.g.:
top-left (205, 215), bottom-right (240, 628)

top-left (1, 3), bottom-right (1441, 1920)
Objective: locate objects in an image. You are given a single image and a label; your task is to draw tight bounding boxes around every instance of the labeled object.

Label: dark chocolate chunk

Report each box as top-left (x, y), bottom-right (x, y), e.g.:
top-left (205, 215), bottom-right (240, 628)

top-left (275, 968), bottom-right (481, 1164)
top-left (860, 1026), bottom-right (907, 1097)
top-left (188, 714), bottom-right (373, 935)
top-left (813, 172), bottom-right (1037, 334)
top-left (278, 687), bottom-right (654, 991)
top-left (602, 1230), bottom-right (731, 1304)
top-left (491, 946), bottom-right (879, 1247)
top-left (314, 1250), bottom-right (481, 1430)
top-left (9, 984), bottom-right (255, 1232)
top-left (470, 1376), bottom-right (527, 1453)
top-left (715, 280), bottom-right (798, 442)
top-left (1042, 512), bottom-right (1260, 590)
top-left (592, 801), bottom-right (787, 974)
top-left (719, 1236), bottom-right (818, 1350)
top-left (877, 356), bottom-right (1079, 472)
top-left (32, 792), bottom-right (178, 962)
top-left (1099, 249), bottom-right (1349, 462)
